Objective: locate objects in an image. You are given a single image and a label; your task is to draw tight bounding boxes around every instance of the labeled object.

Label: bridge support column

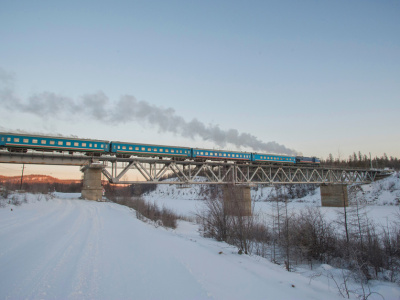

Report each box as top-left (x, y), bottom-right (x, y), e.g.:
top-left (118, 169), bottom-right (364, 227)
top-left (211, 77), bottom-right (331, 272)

top-left (81, 163), bottom-right (103, 201)
top-left (320, 185), bottom-right (348, 207)
top-left (223, 185), bottom-right (252, 216)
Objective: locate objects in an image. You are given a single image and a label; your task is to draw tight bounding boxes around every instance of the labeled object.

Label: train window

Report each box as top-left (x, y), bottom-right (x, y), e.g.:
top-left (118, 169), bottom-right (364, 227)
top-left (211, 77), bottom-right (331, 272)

top-left (117, 146), bottom-right (120, 149)
top-left (122, 146), bottom-right (126, 150)
top-left (200, 152), bottom-right (203, 155)
top-left (135, 147), bottom-right (139, 150)
top-left (154, 148), bottom-right (157, 152)
top-left (205, 152), bottom-right (208, 155)
top-left (129, 147), bottom-right (132, 150)
top-left (32, 139), bottom-right (38, 144)
top-left (89, 143), bottom-right (93, 147)
top-left (14, 138), bottom-right (20, 142)
top-left (171, 150), bottom-right (175, 153)
top-left (148, 148), bottom-right (151, 151)
top-left (180, 150), bottom-right (182, 153)
top-left (223, 154), bottom-right (226, 157)
top-left (100, 144), bottom-right (104, 148)
top-left (160, 149), bottom-right (163, 152)
top-left (41, 140), bottom-right (47, 144)
top-left (228, 154), bottom-right (231, 157)
top-left (82, 143), bottom-right (87, 147)
top-left (23, 139), bottom-right (29, 143)
top-left (66, 142), bottom-right (71, 146)
top-left (142, 147), bottom-right (145, 151)
top-left (94, 144), bottom-right (97, 148)
top-left (74, 142), bottom-right (79, 146)
top-left (165, 149), bottom-right (169, 153)
top-left (58, 141), bottom-right (63, 146)
top-left (7, 137), bottom-right (11, 142)
top-left (50, 141), bottom-right (55, 145)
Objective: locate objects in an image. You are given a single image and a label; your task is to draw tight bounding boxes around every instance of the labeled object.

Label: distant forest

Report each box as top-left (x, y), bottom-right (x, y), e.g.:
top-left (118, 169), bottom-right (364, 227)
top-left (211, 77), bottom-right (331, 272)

top-left (321, 151), bottom-right (400, 170)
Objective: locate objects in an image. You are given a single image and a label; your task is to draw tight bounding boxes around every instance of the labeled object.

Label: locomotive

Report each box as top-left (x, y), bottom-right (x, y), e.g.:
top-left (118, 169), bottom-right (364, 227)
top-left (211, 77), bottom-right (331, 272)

top-left (0, 132), bottom-right (320, 165)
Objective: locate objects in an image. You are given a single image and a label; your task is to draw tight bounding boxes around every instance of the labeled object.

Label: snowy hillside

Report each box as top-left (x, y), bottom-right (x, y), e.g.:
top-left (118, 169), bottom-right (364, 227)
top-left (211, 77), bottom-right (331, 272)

top-left (0, 193), bottom-right (347, 300)
top-left (351, 172), bottom-right (400, 206)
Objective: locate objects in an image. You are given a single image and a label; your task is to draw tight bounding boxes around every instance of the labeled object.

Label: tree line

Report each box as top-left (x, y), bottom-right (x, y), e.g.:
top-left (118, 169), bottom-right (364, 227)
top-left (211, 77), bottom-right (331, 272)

top-left (322, 152), bottom-right (400, 170)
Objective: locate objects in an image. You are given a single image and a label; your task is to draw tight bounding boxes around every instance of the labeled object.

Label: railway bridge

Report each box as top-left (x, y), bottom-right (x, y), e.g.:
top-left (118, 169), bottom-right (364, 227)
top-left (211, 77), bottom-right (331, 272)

top-left (0, 151), bottom-right (392, 211)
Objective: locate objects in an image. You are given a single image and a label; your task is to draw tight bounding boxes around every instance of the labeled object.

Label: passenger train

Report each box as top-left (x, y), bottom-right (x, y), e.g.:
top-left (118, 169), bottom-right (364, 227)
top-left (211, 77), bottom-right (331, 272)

top-left (0, 132), bottom-right (320, 165)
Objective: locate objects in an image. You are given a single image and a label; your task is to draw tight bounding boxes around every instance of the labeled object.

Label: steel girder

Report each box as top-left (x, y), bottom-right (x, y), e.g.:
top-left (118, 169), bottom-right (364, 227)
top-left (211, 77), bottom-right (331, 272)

top-left (101, 159), bottom-right (381, 185)
top-left (0, 152), bottom-right (384, 185)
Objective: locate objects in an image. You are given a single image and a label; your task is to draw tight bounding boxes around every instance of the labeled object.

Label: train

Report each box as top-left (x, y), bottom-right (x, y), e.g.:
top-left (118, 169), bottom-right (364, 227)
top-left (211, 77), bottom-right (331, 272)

top-left (0, 132), bottom-right (321, 165)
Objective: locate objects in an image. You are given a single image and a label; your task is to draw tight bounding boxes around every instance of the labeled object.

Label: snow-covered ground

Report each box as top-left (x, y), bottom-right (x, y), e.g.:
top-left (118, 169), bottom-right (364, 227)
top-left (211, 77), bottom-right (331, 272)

top-left (0, 173), bottom-right (399, 299)
top-left (1, 194), bottom-right (345, 300)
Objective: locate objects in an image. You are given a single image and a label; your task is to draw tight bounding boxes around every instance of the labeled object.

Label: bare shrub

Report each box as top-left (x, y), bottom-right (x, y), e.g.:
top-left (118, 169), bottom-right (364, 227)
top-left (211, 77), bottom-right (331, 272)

top-left (11, 195), bottom-right (22, 206)
top-left (388, 181), bottom-right (396, 192)
top-left (290, 207), bottom-right (337, 266)
top-left (111, 196), bottom-right (179, 229)
top-left (197, 184), bottom-right (257, 255)
top-left (0, 200), bottom-right (6, 208)
top-left (1, 188), bottom-right (10, 199)
top-left (197, 191), bottom-right (230, 242)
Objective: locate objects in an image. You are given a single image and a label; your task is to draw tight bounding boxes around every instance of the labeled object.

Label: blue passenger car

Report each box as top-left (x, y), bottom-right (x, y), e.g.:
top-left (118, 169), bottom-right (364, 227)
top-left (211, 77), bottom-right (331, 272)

top-left (0, 133), bottom-right (6, 147)
top-left (110, 141), bottom-right (191, 159)
top-left (252, 153), bottom-right (296, 164)
top-left (0, 132), bottom-right (109, 154)
top-left (192, 148), bottom-right (251, 161)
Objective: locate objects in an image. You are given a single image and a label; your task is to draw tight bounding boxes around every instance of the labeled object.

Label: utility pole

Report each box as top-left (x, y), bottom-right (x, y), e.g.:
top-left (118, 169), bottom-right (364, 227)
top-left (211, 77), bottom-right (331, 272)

top-left (20, 164), bottom-right (25, 190)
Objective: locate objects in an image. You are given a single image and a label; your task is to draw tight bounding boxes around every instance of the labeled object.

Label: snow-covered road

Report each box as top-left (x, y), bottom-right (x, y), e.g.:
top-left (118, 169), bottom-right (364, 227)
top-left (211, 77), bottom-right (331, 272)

top-left (1, 195), bottom-right (344, 299)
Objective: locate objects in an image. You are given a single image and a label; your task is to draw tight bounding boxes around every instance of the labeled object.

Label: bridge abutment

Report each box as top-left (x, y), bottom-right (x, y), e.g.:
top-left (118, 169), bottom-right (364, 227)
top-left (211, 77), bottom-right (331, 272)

top-left (320, 185), bottom-right (348, 207)
top-left (223, 185), bottom-right (252, 216)
top-left (81, 163), bottom-right (103, 201)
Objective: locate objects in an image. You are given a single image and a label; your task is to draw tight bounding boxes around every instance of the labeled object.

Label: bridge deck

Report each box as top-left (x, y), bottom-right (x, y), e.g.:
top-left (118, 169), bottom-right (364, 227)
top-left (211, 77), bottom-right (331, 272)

top-left (0, 151), bottom-right (392, 185)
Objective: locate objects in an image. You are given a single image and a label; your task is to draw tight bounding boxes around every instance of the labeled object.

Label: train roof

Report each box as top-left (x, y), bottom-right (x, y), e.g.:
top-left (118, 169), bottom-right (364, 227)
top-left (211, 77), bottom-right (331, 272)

top-left (253, 152), bottom-right (296, 158)
top-left (0, 132), bottom-right (109, 143)
top-left (193, 147), bottom-right (252, 154)
top-left (110, 140), bottom-right (191, 149)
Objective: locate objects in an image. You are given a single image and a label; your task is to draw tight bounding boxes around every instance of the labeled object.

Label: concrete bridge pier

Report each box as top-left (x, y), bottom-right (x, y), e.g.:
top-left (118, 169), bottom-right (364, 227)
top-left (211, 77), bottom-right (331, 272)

top-left (320, 184), bottom-right (348, 207)
top-left (223, 185), bottom-right (252, 216)
top-left (81, 163), bottom-right (103, 201)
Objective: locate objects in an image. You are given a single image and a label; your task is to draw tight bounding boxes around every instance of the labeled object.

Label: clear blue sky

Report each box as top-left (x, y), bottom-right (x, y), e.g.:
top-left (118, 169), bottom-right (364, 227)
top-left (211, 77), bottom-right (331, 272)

top-left (1, 0), bottom-right (399, 177)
